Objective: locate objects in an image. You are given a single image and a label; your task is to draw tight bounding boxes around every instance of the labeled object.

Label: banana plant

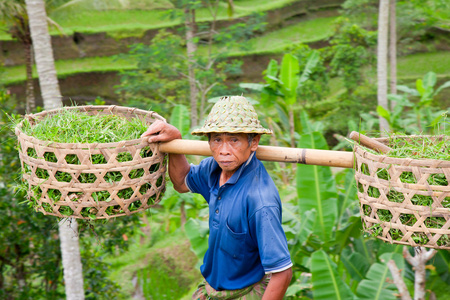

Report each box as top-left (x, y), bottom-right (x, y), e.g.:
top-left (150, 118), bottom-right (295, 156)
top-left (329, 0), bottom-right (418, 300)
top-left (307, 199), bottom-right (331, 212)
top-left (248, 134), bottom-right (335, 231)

top-left (283, 110), bottom-right (412, 299)
top-left (311, 250), bottom-right (356, 300)
top-left (170, 104), bottom-right (191, 138)
top-left (240, 50), bottom-right (320, 148)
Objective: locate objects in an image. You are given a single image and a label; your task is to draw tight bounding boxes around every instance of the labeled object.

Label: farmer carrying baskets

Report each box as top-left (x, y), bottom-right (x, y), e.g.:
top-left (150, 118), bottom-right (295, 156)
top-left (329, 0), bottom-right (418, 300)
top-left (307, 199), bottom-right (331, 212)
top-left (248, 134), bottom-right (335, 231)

top-left (142, 96), bottom-right (293, 299)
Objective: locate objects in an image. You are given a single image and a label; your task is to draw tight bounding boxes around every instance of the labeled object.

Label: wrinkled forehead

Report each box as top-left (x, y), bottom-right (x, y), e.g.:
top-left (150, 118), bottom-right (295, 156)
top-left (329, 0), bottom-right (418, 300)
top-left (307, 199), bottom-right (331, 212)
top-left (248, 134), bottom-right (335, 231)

top-left (208, 132), bottom-right (248, 139)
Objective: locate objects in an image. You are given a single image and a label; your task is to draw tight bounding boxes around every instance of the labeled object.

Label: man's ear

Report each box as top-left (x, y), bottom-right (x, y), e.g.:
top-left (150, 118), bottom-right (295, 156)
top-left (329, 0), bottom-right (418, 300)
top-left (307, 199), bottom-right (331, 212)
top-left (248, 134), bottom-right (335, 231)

top-left (250, 134), bottom-right (261, 151)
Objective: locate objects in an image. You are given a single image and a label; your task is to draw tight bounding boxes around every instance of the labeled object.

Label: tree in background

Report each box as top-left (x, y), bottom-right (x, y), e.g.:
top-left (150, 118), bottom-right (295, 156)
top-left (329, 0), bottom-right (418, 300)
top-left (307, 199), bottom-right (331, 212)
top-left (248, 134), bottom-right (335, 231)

top-left (167, 0), bottom-right (240, 127)
top-left (389, 0), bottom-right (397, 98)
top-left (341, 0), bottom-right (447, 55)
top-left (0, 89), bottom-right (136, 298)
top-left (377, 0), bottom-right (390, 132)
top-left (116, 1), bottom-right (265, 126)
top-left (24, 0), bottom-right (84, 299)
top-left (0, 92), bottom-right (63, 298)
top-left (0, 0), bottom-right (35, 112)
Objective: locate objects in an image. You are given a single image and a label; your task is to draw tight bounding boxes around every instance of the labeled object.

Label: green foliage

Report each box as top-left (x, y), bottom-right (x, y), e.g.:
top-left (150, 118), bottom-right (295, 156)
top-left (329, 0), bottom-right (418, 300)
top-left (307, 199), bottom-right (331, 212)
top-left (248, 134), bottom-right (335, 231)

top-left (240, 47), bottom-right (325, 149)
top-left (326, 17), bottom-right (377, 92)
top-left (81, 242), bottom-right (125, 299)
top-left (241, 47), bottom-right (325, 109)
top-left (137, 243), bottom-right (200, 300)
top-left (184, 218), bottom-right (209, 262)
top-left (375, 71), bottom-right (450, 133)
top-left (170, 104), bottom-right (191, 138)
top-left (213, 12), bottom-right (267, 52)
top-left (115, 12), bottom-right (258, 118)
top-left (296, 131), bottom-right (337, 242)
top-left (311, 250), bottom-right (356, 300)
top-left (116, 30), bottom-right (188, 111)
top-left (0, 89), bottom-right (146, 298)
top-left (0, 90), bottom-right (64, 299)
top-left (341, 0), bottom-right (445, 54)
top-left (355, 252), bottom-right (403, 300)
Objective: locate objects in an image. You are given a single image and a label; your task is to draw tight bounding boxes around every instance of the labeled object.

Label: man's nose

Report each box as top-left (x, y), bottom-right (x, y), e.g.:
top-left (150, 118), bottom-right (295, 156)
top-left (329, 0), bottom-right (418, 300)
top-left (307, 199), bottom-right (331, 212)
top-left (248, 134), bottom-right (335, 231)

top-left (218, 142), bottom-right (232, 154)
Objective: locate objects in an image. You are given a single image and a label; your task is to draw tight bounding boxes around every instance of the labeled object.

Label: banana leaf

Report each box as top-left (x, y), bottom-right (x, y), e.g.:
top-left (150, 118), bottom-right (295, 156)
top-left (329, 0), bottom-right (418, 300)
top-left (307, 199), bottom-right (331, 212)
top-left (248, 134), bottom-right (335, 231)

top-left (296, 131), bottom-right (337, 242)
top-left (184, 218), bottom-right (209, 262)
top-left (356, 252), bottom-right (403, 300)
top-left (311, 250), bottom-right (356, 300)
top-left (170, 104), bottom-right (190, 137)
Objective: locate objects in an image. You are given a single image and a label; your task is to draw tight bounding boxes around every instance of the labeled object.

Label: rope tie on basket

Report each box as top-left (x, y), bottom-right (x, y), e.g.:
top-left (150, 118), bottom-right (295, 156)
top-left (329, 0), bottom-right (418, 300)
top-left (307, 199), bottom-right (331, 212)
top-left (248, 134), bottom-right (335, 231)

top-left (25, 114), bottom-right (36, 126)
top-left (401, 158), bottom-right (414, 166)
top-left (108, 105), bottom-right (117, 114)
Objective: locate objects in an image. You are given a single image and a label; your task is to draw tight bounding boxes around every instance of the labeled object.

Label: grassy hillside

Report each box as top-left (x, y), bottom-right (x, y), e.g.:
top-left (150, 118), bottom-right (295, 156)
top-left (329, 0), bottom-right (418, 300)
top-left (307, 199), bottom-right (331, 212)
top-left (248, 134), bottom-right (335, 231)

top-left (3, 13), bottom-right (449, 87)
top-left (0, 0), bottom-right (301, 40)
top-left (2, 16), bottom-right (338, 85)
top-left (2, 50), bottom-right (449, 87)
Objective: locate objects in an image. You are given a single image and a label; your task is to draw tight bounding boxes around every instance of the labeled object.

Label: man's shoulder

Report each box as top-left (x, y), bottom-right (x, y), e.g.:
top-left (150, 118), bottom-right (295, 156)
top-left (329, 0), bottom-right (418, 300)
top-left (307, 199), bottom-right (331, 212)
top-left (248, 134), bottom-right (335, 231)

top-left (244, 163), bottom-right (280, 211)
top-left (194, 156), bottom-right (218, 172)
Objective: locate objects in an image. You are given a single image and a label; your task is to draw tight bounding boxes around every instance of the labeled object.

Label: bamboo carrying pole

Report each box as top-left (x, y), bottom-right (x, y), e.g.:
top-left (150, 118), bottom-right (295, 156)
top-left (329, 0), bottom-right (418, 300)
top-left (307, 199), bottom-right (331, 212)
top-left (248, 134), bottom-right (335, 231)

top-left (348, 131), bottom-right (392, 154)
top-left (158, 139), bottom-right (355, 169)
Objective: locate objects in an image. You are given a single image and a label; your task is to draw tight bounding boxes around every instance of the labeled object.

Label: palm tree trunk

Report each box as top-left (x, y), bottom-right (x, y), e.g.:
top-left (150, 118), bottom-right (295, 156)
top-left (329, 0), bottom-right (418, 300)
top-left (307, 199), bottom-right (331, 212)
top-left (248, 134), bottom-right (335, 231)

top-left (377, 0), bottom-right (390, 132)
top-left (25, 0), bottom-right (62, 110)
top-left (25, 1), bottom-right (84, 299)
top-left (59, 219), bottom-right (84, 300)
top-left (24, 38), bottom-right (36, 113)
top-left (389, 0), bottom-right (397, 101)
top-left (185, 7), bottom-right (198, 128)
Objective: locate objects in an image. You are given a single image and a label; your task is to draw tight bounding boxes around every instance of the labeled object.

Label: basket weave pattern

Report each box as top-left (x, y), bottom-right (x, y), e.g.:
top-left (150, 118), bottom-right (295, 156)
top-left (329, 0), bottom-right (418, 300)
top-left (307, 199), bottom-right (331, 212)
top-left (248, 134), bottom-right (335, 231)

top-left (15, 106), bottom-right (167, 220)
top-left (355, 145), bottom-right (450, 249)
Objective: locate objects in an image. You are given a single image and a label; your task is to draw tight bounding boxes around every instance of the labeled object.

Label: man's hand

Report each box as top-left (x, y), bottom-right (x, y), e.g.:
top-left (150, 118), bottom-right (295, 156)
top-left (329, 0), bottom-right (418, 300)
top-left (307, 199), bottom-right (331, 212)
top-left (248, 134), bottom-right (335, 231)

top-left (141, 120), bottom-right (182, 143)
top-left (142, 120), bottom-right (190, 193)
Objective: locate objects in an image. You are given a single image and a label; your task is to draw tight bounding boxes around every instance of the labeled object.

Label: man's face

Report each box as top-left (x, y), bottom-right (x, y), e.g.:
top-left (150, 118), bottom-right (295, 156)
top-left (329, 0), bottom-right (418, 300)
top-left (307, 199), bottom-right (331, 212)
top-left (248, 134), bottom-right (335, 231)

top-left (209, 133), bottom-right (260, 175)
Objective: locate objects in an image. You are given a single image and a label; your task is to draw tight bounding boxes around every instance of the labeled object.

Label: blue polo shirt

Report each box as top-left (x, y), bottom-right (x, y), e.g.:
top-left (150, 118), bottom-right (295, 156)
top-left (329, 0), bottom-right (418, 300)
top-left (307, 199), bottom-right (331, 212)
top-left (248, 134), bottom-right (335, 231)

top-left (185, 153), bottom-right (292, 291)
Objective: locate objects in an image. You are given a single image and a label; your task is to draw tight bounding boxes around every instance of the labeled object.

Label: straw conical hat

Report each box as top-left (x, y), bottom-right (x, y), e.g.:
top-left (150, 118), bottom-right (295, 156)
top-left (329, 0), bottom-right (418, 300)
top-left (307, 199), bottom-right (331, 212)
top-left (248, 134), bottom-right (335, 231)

top-left (191, 96), bottom-right (272, 136)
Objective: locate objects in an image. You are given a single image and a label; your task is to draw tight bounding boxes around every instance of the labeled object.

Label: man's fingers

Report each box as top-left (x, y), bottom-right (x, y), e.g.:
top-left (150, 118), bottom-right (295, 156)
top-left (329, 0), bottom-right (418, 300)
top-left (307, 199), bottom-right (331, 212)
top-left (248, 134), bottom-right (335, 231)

top-left (141, 120), bottom-right (164, 138)
top-left (146, 133), bottom-right (165, 143)
top-left (141, 120), bottom-right (181, 143)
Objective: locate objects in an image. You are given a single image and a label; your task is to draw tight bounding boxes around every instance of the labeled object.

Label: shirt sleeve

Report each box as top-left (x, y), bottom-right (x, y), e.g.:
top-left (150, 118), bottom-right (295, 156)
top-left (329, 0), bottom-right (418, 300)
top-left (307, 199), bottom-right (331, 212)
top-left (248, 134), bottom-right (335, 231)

top-left (250, 206), bottom-right (292, 273)
top-left (185, 158), bottom-right (214, 202)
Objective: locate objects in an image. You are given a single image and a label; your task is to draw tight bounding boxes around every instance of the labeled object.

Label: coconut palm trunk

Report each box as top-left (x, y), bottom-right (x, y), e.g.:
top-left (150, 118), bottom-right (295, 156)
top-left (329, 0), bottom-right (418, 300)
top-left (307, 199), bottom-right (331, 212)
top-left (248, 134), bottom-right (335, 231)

top-left (185, 6), bottom-right (198, 128)
top-left (24, 1), bottom-right (84, 299)
top-left (389, 0), bottom-right (397, 99)
top-left (377, 0), bottom-right (390, 132)
top-left (25, 0), bottom-right (61, 110)
top-left (24, 38), bottom-right (36, 113)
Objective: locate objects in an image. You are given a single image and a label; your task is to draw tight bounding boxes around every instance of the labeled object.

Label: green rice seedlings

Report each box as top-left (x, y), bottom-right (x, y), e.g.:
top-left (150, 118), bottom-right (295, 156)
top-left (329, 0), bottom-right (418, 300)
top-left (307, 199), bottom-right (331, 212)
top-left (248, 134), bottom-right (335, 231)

top-left (19, 109), bottom-right (149, 144)
top-left (387, 135), bottom-right (450, 161)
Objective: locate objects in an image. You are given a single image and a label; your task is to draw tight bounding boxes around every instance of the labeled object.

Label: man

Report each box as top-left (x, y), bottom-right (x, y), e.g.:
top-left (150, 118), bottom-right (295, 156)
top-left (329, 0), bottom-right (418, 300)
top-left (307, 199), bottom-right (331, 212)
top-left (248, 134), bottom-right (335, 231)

top-left (142, 96), bottom-right (292, 299)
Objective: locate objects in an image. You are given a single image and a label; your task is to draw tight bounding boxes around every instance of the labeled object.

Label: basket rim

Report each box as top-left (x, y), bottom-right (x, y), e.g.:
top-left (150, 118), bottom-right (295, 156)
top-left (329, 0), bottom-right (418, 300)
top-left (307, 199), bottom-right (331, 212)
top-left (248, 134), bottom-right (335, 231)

top-left (15, 105), bottom-right (166, 149)
top-left (354, 143), bottom-right (450, 168)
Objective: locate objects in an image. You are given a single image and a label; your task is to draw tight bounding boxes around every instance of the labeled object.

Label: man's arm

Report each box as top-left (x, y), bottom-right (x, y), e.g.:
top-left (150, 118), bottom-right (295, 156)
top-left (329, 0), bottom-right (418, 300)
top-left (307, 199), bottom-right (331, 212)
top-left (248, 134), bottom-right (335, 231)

top-left (262, 267), bottom-right (293, 300)
top-left (141, 120), bottom-right (190, 193)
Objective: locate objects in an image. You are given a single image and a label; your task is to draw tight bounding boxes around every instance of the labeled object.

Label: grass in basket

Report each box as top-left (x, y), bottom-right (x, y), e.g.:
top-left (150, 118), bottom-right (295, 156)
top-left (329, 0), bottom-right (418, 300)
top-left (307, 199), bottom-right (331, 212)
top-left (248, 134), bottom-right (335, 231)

top-left (20, 108), bottom-right (149, 144)
top-left (356, 134), bottom-right (450, 247)
top-left (18, 109), bottom-right (164, 220)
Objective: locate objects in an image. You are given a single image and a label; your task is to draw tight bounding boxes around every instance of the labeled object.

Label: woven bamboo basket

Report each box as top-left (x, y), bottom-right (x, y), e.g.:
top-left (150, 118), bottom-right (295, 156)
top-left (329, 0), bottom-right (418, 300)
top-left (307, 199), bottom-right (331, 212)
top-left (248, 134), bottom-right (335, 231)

top-left (15, 105), bottom-right (167, 220)
top-left (354, 136), bottom-right (450, 249)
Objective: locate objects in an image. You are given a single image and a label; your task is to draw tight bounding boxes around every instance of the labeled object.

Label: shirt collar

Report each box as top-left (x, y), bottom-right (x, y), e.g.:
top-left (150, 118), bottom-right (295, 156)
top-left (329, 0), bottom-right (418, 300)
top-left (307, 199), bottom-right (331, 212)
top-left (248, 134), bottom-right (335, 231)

top-left (222, 152), bottom-right (256, 185)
